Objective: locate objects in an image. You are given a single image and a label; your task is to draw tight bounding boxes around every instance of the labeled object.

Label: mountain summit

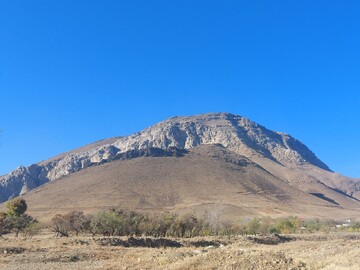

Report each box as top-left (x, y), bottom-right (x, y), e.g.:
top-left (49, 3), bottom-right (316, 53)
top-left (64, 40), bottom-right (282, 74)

top-left (1, 112), bottom-right (359, 219)
top-left (111, 113), bottom-right (330, 171)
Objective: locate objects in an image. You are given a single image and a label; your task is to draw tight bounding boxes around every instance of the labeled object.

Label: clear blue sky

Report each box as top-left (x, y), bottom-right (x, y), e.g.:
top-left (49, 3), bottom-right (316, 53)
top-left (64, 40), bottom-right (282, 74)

top-left (0, 1), bottom-right (359, 178)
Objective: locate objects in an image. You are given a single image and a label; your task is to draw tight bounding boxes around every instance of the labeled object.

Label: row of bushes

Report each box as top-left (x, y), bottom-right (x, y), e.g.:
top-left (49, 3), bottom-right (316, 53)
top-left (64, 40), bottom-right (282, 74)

top-left (2, 199), bottom-right (360, 238)
top-left (52, 210), bottom-right (215, 238)
top-left (50, 209), bottom-right (360, 237)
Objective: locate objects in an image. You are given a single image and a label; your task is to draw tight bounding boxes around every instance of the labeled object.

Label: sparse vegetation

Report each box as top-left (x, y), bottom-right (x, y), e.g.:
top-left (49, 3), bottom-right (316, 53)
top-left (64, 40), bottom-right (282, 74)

top-left (1, 198), bottom-right (358, 241)
top-left (48, 208), bottom-right (359, 238)
top-left (54, 210), bottom-right (211, 238)
top-left (2, 201), bottom-right (360, 269)
top-left (22, 222), bottom-right (42, 238)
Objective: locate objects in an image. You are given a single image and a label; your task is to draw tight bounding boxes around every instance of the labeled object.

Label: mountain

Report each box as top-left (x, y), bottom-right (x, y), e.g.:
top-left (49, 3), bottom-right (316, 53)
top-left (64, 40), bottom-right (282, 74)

top-left (1, 112), bottom-right (359, 220)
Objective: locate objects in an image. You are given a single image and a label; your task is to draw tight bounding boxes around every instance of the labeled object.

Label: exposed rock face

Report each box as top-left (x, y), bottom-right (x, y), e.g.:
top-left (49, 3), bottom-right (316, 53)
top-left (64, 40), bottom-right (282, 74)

top-left (0, 112), bottom-right (336, 202)
top-left (112, 113), bottom-right (330, 170)
top-left (0, 165), bottom-right (47, 202)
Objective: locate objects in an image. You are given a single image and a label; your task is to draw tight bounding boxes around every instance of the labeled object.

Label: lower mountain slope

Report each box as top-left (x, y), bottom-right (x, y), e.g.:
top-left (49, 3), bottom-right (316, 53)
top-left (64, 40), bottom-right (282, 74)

top-left (18, 145), bottom-right (360, 222)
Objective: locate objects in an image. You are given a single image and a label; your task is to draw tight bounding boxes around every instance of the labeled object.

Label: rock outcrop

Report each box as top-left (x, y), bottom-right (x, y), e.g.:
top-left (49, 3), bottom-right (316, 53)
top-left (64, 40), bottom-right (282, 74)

top-left (111, 113), bottom-right (330, 170)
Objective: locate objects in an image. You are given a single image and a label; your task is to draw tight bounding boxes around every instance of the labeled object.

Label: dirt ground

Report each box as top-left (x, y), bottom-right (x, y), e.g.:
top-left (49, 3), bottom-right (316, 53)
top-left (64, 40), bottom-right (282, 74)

top-left (1, 232), bottom-right (360, 270)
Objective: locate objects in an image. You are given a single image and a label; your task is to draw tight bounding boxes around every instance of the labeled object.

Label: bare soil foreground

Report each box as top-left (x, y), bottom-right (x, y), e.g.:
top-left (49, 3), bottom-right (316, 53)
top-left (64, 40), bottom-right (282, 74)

top-left (1, 232), bottom-right (360, 270)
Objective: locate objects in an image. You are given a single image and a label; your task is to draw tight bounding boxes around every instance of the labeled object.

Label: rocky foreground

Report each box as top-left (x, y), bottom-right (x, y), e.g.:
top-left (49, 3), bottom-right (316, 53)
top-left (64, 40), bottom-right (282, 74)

top-left (1, 232), bottom-right (360, 269)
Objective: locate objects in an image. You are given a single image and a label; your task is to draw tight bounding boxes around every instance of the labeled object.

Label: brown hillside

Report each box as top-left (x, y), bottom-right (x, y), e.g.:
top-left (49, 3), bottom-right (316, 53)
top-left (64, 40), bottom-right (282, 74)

top-left (19, 145), bottom-right (360, 222)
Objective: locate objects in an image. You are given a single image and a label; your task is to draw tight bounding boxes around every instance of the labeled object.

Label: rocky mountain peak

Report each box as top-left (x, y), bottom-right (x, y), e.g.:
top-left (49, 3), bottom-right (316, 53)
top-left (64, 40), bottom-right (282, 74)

top-left (0, 112), bottom-right (330, 202)
top-left (112, 112), bottom-right (330, 171)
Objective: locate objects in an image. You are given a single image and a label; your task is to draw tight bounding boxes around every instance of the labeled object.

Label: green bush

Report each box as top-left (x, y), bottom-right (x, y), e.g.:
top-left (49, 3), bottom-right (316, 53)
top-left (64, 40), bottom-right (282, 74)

top-left (245, 217), bottom-right (261, 235)
top-left (1, 198), bottom-right (38, 237)
top-left (5, 198), bottom-right (27, 216)
top-left (272, 216), bottom-right (301, 234)
top-left (90, 210), bottom-right (124, 236)
top-left (303, 219), bottom-right (322, 232)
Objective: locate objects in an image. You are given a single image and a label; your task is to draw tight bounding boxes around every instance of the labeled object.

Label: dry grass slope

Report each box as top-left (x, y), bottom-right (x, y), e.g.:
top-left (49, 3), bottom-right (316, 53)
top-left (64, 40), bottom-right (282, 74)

top-left (13, 145), bottom-right (360, 223)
